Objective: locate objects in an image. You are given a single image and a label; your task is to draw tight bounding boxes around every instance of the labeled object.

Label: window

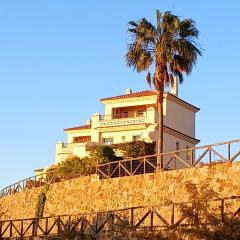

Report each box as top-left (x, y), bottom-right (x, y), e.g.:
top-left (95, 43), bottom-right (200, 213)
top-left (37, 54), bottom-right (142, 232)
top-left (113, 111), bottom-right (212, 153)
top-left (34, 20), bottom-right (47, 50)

top-left (102, 137), bottom-right (113, 145)
top-left (113, 109), bottom-right (119, 119)
top-left (137, 110), bottom-right (145, 117)
top-left (133, 135), bottom-right (141, 141)
top-left (121, 136), bottom-right (126, 142)
top-left (122, 111), bottom-right (128, 118)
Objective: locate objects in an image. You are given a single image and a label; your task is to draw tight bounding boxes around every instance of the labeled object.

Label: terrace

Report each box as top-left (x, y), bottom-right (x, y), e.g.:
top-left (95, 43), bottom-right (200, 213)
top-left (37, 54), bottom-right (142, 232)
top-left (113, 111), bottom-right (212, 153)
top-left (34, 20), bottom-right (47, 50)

top-left (99, 106), bottom-right (149, 127)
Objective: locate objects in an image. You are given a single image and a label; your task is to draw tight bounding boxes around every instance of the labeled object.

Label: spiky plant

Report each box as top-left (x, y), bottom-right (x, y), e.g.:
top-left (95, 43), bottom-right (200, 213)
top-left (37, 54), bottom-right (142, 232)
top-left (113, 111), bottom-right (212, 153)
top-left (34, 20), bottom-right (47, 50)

top-left (126, 10), bottom-right (202, 168)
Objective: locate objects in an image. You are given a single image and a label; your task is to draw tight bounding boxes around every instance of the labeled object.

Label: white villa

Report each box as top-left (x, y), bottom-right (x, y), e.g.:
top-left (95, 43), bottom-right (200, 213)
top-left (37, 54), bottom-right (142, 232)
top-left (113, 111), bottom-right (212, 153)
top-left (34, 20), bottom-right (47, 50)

top-left (53, 84), bottom-right (200, 165)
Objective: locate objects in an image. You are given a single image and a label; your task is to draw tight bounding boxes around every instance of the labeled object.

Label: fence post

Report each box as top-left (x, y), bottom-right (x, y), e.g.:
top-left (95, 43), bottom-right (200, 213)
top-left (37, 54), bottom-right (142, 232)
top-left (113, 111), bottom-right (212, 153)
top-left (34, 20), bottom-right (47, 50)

top-left (157, 154), bottom-right (162, 172)
top-left (130, 208), bottom-right (134, 229)
top-left (118, 162), bottom-right (121, 177)
top-left (150, 209), bottom-right (154, 231)
top-left (209, 147), bottom-right (212, 165)
top-left (0, 221), bottom-right (2, 238)
top-left (9, 220), bottom-right (12, 238)
top-left (228, 142), bottom-right (231, 161)
top-left (131, 160), bottom-right (133, 175)
top-left (20, 220), bottom-right (23, 237)
top-left (171, 203), bottom-right (175, 226)
top-left (144, 158), bottom-right (146, 174)
top-left (45, 217), bottom-right (49, 235)
top-left (190, 149), bottom-right (194, 166)
top-left (174, 154), bottom-right (176, 170)
top-left (32, 218), bottom-right (39, 237)
top-left (57, 217), bottom-right (61, 235)
top-left (220, 199), bottom-right (225, 223)
top-left (95, 213), bottom-right (99, 234)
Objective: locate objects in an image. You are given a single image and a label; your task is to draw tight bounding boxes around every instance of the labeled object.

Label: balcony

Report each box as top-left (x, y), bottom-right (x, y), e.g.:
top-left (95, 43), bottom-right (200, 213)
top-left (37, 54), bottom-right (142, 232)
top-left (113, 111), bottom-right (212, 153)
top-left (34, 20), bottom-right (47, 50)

top-left (99, 113), bottom-right (147, 127)
top-left (62, 142), bottom-right (87, 149)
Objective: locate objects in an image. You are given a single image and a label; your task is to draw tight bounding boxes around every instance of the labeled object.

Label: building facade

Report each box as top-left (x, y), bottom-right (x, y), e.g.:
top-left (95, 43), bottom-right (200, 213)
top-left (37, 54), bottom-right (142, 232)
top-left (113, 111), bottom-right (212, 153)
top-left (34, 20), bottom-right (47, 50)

top-left (54, 87), bottom-right (200, 165)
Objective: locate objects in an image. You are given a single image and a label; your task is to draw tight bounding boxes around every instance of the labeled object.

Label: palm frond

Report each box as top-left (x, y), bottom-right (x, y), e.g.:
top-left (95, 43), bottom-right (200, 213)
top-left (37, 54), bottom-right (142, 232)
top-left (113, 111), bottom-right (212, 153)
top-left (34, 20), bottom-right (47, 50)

top-left (125, 9), bottom-right (201, 92)
top-left (180, 18), bottom-right (199, 38)
top-left (146, 71), bottom-right (151, 89)
top-left (128, 20), bottom-right (138, 27)
top-left (156, 9), bottom-right (161, 32)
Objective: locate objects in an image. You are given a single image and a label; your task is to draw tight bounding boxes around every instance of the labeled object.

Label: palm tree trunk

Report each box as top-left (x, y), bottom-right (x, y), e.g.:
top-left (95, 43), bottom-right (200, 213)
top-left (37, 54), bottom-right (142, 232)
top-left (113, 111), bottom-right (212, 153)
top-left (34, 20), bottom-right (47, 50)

top-left (157, 92), bottom-right (164, 171)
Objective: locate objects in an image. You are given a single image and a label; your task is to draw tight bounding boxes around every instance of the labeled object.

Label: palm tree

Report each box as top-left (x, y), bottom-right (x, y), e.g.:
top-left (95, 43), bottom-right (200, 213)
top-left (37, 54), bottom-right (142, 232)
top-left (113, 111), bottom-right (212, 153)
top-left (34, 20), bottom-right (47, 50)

top-left (125, 10), bottom-right (202, 169)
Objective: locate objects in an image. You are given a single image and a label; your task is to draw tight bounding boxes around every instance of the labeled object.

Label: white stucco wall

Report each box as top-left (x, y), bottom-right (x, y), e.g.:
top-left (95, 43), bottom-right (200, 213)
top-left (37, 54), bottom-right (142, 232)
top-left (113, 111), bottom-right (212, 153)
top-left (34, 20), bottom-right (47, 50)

top-left (104, 96), bottom-right (157, 116)
top-left (100, 129), bottom-right (147, 144)
top-left (164, 98), bottom-right (195, 137)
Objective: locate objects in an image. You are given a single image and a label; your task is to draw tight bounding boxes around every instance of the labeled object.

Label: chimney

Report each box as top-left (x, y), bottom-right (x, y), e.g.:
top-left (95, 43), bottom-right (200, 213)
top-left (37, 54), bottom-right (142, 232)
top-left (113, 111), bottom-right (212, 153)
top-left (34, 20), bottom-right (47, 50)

top-left (86, 119), bottom-right (91, 125)
top-left (170, 78), bottom-right (178, 97)
top-left (125, 88), bottom-right (133, 95)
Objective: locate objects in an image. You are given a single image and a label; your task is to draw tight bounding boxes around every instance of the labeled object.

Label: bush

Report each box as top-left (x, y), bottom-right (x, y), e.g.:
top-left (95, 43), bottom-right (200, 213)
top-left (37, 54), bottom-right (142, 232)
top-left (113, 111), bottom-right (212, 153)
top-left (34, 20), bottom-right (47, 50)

top-left (47, 155), bottom-right (96, 180)
top-left (47, 142), bottom-right (155, 180)
top-left (113, 141), bottom-right (156, 159)
top-left (89, 145), bottom-right (118, 163)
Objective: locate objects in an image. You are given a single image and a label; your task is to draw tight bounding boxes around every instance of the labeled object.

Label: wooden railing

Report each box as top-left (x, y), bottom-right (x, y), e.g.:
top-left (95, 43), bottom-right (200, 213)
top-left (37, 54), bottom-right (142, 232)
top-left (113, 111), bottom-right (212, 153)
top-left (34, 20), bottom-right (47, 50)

top-left (96, 138), bottom-right (240, 179)
top-left (0, 172), bottom-right (57, 199)
top-left (1, 139), bottom-right (240, 199)
top-left (0, 195), bottom-right (240, 239)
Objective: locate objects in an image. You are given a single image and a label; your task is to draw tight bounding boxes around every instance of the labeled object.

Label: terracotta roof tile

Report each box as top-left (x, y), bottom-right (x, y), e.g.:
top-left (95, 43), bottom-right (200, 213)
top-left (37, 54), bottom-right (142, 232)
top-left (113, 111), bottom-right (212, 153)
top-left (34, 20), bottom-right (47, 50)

top-left (64, 125), bottom-right (91, 131)
top-left (100, 90), bottom-right (157, 101)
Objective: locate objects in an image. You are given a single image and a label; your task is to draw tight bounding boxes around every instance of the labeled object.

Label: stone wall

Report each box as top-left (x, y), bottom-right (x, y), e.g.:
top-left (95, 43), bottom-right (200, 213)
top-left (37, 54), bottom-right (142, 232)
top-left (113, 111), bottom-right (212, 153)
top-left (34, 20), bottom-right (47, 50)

top-left (0, 187), bottom-right (43, 220)
top-left (1, 161), bottom-right (240, 220)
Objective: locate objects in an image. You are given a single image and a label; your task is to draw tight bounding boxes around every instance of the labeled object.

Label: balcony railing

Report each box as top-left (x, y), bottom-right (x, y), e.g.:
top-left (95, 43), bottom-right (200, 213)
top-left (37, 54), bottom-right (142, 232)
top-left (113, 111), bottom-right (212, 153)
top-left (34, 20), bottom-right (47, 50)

top-left (63, 142), bottom-right (87, 149)
top-left (99, 115), bottom-right (146, 127)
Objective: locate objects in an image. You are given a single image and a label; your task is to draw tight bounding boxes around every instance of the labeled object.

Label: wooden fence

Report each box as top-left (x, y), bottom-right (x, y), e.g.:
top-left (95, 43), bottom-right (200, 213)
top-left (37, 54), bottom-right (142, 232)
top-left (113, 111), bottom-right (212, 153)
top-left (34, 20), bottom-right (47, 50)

top-left (1, 139), bottom-right (240, 199)
top-left (0, 195), bottom-right (240, 239)
top-left (97, 138), bottom-right (240, 178)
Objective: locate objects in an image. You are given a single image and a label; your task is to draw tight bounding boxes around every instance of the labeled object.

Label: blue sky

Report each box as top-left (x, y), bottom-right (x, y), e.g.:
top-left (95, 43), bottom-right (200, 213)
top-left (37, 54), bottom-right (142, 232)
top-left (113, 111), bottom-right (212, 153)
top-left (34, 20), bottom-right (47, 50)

top-left (0, 1), bottom-right (240, 187)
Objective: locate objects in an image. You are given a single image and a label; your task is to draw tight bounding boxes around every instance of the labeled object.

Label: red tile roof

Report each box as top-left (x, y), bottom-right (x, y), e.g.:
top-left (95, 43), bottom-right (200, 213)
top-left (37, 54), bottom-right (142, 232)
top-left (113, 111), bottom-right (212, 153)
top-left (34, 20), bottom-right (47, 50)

top-left (100, 90), bottom-right (157, 101)
top-left (100, 90), bottom-right (199, 112)
top-left (64, 125), bottom-right (91, 131)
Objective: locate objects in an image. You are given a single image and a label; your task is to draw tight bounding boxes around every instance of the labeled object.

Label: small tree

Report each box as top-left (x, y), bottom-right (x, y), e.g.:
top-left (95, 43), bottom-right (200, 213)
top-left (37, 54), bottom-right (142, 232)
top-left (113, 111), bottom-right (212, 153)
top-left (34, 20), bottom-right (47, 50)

top-left (89, 145), bottom-right (118, 164)
top-left (47, 156), bottom-right (96, 180)
top-left (113, 141), bottom-right (156, 158)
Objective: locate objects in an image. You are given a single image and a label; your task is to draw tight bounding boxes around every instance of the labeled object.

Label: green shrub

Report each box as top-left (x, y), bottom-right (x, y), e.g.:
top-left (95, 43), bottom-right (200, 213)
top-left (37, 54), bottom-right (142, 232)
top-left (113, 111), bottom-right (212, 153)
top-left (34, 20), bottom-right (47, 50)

top-left (89, 145), bottom-right (118, 163)
top-left (113, 141), bottom-right (156, 159)
top-left (35, 184), bottom-right (50, 218)
top-left (47, 155), bottom-right (96, 180)
top-left (46, 142), bottom-right (155, 180)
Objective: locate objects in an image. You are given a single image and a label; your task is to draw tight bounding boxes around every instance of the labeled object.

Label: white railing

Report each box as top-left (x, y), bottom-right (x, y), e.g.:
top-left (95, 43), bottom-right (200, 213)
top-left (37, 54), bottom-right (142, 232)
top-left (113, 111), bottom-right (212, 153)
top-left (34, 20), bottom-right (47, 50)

top-left (63, 142), bottom-right (87, 149)
top-left (99, 117), bottom-right (146, 127)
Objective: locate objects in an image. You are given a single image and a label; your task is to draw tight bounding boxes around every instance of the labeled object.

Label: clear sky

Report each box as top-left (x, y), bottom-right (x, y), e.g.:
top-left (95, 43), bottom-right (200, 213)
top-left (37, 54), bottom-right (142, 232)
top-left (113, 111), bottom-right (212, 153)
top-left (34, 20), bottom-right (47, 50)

top-left (0, 1), bottom-right (240, 188)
